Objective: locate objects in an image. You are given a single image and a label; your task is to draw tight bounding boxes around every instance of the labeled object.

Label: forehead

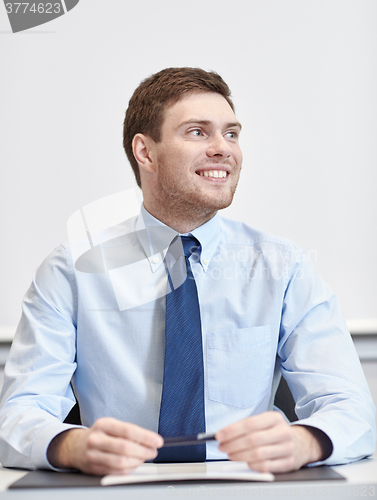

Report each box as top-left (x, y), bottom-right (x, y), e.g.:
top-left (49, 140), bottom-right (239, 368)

top-left (162, 92), bottom-right (237, 129)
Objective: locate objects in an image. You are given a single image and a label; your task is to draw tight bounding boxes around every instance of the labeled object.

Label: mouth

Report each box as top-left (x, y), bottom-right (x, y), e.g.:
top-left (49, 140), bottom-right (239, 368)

top-left (195, 168), bottom-right (229, 180)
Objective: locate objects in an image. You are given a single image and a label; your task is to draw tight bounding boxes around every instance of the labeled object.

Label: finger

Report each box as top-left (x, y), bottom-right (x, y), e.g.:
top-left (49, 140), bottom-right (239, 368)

top-left (216, 412), bottom-right (284, 444)
top-left (226, 440), bottom-right (294, 464)
top-left (219, 422), bottom-right (292, 455)
top-left (87, 432), bottom-right (159, 461)
top-left (93, 418), bottom-right (163, 448)
top-left (247, 455), bottom-right (297, 474)
top-left (82, 454), bottom-right (141, 476)
top-left (86, 447), bottom-right (146, 473)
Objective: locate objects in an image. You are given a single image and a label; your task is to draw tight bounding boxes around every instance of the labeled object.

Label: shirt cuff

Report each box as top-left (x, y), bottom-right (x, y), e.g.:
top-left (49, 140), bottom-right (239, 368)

top-left (290, 419), bottom-right (343, 466)
top-left (31, 421), bottom-right (85, 471)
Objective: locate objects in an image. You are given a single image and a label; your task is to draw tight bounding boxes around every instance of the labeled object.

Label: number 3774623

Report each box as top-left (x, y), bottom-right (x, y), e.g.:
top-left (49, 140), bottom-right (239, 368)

top-left (5, 3), bottom-right (62, 14)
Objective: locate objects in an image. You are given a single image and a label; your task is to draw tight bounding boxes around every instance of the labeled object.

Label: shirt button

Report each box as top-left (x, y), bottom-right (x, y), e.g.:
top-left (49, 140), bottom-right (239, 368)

top-left (203, 258), bottom-right (209, 265)
top-left (152, 257), bottom-right (159, 264)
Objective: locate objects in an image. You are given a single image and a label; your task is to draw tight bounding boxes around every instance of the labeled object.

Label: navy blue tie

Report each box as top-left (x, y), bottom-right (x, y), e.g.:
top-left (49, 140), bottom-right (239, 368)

top-left (155, 235), bottom-right (206, 462)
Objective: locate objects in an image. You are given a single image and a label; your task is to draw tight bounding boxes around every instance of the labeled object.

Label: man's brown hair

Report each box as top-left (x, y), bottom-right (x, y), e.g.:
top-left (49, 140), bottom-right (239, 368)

top-left (123, 67), bottom-right (234, 188)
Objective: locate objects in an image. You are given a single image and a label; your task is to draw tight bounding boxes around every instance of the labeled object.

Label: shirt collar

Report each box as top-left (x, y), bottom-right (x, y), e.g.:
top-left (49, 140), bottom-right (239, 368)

top-left (136, 204), bottom-right (220, 273)
top-left (189, 212), bottom-right (220, 272)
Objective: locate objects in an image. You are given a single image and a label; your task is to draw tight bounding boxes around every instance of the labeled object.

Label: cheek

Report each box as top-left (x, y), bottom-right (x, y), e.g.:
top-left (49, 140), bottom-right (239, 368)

top-left (157, 142), bottom-right (204, 173)
top-left (171, 149), bottom-right (199, 171)
top-left (234, 147), bottom-right (243, 166)
top-left (160, 142), bottom-right (185, 163)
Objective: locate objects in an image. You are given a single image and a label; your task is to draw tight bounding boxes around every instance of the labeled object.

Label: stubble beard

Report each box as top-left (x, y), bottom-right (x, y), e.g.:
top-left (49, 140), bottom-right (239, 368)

top-left (150, 147), bottom-right (241, 230)
top-left (155, 168), bottom-right (240, 225)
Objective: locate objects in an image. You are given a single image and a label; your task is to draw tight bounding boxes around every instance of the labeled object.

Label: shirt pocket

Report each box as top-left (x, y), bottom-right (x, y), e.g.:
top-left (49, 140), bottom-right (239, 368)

top-left (207, 326), bottom-right (271, 408)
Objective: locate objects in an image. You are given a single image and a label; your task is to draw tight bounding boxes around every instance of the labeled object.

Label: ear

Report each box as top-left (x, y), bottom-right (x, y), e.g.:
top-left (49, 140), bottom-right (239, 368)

top-left (132, 134), bottom-right (157, 174)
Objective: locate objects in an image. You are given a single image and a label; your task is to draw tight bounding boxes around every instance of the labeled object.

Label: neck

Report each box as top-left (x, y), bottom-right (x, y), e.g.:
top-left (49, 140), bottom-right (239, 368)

top-left (143, 200), bottom-right (217, 234)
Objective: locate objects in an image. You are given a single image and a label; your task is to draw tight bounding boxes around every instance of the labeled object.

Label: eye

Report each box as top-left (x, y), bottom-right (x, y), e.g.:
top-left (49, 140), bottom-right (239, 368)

top-left (189, 129), bottom-right (203, 136)
top-left (225, 131), bottom-right (238, 139)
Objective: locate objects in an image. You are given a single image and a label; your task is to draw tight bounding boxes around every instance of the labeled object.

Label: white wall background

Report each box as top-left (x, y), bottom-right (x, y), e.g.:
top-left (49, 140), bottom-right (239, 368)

top-left (1, 0), bottom-right (376, 329)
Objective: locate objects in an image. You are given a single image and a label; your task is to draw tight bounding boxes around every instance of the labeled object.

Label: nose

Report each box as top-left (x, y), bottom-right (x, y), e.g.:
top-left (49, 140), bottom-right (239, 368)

top-left (206, 133), bottom-right (232, 158)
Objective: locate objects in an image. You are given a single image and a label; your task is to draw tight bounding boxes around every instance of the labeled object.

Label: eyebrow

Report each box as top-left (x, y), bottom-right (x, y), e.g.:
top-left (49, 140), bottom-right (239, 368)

top-left (178, 119), bottom-right (242, 131)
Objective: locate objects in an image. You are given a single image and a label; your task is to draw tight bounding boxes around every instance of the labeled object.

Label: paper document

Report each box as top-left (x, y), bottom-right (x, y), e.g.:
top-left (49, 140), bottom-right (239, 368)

top-left (101, 461), bottom-right (274, 486)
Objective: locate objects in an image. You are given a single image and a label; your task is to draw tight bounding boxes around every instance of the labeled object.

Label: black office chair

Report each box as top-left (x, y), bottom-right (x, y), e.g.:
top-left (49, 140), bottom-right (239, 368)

top-left (64, 398), bottom-right (82, 425)
top-left (274, 376), bottom-right (298, 422)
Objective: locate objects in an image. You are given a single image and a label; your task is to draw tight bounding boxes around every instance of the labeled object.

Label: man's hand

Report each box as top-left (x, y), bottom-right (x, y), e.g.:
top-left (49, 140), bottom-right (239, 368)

top-left (47, 418), bottom-right (164, 475)
top-left (216, 412), bottom-right (332, 473)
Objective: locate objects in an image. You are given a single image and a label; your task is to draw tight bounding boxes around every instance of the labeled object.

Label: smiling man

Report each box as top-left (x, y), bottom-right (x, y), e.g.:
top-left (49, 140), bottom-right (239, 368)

top-left (0, 68), bottom-right (375, 475)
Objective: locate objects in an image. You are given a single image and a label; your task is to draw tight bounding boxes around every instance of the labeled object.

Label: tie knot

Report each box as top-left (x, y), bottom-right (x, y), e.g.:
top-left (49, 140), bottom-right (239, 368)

top-left (180, 236), bottom-right (200, 259)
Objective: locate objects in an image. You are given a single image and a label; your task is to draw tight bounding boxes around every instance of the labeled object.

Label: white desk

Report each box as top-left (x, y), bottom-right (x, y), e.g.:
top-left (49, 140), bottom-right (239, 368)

top-left (0, 455), bottom-right (376, 499)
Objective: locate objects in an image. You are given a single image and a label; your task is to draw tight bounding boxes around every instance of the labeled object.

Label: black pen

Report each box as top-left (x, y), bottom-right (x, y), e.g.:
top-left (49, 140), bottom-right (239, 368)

top-left (162, 432), bottom-right (217, 447)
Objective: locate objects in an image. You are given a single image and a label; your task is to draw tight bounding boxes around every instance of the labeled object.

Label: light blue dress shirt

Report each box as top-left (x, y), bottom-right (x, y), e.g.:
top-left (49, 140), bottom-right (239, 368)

top-left (0, 205), bottom-right (375, 469)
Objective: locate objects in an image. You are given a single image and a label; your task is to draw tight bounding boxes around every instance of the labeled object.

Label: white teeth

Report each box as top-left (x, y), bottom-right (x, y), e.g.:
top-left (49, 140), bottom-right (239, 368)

top-left (199, 170), bottom-right (227, 178)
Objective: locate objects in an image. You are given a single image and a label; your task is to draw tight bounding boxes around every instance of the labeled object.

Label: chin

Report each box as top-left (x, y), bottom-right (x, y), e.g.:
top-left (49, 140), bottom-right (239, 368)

top-left (197, 193), bottom-right (235, 212)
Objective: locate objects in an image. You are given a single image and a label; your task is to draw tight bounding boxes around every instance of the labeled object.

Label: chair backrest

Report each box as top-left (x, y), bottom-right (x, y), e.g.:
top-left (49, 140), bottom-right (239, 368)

top-left (274, 376), bottom-right (298, 422)
top-left (63, 401), bottom-right (81, 425)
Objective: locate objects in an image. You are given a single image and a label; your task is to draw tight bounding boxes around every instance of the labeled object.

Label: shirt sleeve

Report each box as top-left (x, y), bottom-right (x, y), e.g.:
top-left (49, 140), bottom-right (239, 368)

top-left (0, 244), bottom-right (83, 470)
top-left (278, 246), bottom-right (376, 465)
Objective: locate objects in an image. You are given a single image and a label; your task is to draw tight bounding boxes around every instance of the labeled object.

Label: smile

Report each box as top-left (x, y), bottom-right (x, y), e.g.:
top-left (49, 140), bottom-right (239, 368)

top-left (197, 170), bottom-right (228, 179)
